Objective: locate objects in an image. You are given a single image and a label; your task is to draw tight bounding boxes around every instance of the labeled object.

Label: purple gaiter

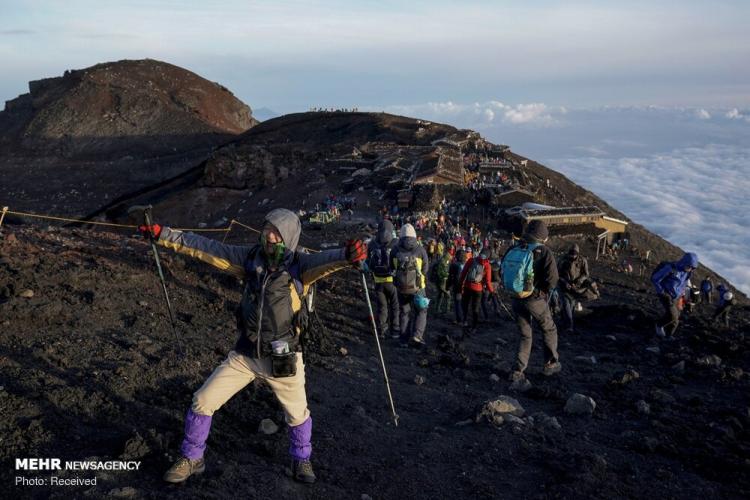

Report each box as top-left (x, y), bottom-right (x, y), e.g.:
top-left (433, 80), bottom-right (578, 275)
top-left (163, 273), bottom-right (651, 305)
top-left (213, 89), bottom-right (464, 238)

top-left (180, 409), bottom-right (213, 460)
top-left (288, 417), bottom-right (312, 460)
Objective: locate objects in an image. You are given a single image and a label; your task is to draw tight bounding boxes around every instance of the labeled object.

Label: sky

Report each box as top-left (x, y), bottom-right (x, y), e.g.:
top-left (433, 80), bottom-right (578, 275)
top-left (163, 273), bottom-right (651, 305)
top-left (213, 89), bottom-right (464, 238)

top-left (1, 0), bottom-right (749, 292)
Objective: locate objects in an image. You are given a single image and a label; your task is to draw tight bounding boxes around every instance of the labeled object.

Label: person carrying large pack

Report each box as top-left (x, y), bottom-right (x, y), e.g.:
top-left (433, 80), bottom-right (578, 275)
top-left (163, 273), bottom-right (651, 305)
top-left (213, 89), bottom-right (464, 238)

top-left (651, 252), bottom-right (698, 339)
top-left (138, 208), bottom-right (366, 485)
top-left (392, 223), bottom-right (430, 346)
top-left (502, 220), bottom-right (561, 382)
top-left (367, 219), bottom-right (400, 339)
top-left (459, 249), bottom-right (494, 335)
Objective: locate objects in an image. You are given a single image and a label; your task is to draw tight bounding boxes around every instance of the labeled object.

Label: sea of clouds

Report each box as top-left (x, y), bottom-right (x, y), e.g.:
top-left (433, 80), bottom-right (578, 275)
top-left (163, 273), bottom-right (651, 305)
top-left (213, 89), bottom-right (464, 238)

top-left (380, 102), bottom-right (750, 294)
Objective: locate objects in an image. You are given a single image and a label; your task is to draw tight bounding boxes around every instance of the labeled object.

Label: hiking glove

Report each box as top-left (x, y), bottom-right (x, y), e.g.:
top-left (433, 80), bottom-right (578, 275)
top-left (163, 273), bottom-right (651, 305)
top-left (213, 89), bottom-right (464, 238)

top-left (345, 239), bottom-right (367, 264)
top-left (138, 224), bottom-right (162, 239)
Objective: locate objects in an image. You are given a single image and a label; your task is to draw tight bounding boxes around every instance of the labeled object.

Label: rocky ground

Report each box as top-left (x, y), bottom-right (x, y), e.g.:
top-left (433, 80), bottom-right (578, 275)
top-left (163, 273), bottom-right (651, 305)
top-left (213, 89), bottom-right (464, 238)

top-left (1, 219), bottom-right (748, 499)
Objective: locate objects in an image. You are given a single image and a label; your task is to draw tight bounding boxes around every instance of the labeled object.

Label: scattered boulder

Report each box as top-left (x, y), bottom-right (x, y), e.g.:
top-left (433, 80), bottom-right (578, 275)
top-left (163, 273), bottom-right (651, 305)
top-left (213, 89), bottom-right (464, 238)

top-left (564, 393), bottom-right (596, 415)
top-left (510, 377), bottom-right (532, 393)
top-left (18, 289), bottom-right (35, 298)
top-left (352, 168), bottom-right (372, 177)
top-left (610, 369), bottom-right (640, 386)
top-left (532, 412), bottom-right (562, 431)
top-left (575, 355), bottom-right (597, 365)
top-left (258, 418), bottom-right (279, 435)
top-left (636, 400), bottom-right (651, 415)
top-left (696, 354), bottom-right (722, 368)
top-left (339, 347), bottom-right (348, 356)
top-left (671, 361), bottom-right (686, 374)
top-left (414, 375), bottom-right (426, 385)
top-left (489, 374), bottom-right (500, 383)
top-left (646, 346), bottom-right (660, 355)
top-left (108, 487), bottom-right (138, 498)
top-left (650, 389), bottom-right (676, 405)
top-left (476, 395), bottom-right (525, 426)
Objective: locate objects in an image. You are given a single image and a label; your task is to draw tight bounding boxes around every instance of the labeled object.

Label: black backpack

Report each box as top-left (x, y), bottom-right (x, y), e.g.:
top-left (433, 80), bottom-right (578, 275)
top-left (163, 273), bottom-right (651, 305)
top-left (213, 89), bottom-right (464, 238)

top-left (369, 243), bottom-right (391, 277)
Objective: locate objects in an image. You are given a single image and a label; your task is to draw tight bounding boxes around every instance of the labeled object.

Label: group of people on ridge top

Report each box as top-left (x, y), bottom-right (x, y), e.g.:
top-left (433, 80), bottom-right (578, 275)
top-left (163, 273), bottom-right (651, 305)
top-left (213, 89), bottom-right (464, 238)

top-left (136, 203), bottom-right (732, 486)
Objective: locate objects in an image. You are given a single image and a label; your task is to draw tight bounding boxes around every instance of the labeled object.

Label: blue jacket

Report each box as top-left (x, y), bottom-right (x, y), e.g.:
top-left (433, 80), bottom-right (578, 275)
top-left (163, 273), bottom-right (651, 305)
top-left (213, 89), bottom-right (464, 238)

top-left (651, 252), bottom-right (698, 299)
top-left (717, 284), bottom-right (727, 306)
top-left (700, 279), bottom-right (712, 293)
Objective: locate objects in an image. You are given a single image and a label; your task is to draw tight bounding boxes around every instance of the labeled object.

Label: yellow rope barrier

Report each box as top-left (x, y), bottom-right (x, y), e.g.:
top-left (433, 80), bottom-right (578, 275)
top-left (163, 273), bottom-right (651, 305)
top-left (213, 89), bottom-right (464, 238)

top-left (2, 207), bottom-right (321, 252)
top-left (3, 209), bottom-right (230, 232)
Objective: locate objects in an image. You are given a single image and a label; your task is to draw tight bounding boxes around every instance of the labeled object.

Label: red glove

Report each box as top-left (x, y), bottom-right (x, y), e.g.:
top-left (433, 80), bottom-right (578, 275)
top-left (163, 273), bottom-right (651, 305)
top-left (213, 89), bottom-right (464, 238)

top-left (138, 224), bottom-right (162, 239)
top-left (345, 239), bottom-right (367, 264)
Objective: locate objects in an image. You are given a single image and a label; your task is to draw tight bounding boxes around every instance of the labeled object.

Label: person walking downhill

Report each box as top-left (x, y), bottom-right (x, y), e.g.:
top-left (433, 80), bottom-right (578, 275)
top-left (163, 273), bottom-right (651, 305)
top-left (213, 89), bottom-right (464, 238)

top-left (448, 249), bottom-right (467, 325)
top-left (651, 252), bottom-right (698, 340)
top-left (138, 208), bottom-right (367, 484)
top-left (392, 223), bottom-right (430, 346)
top-left (459, 250), bottom-right (494, 336)
top-left (433, 252), bottom-right (453, 315)
top-left (502, 221), bottom-right (561, 383)
top-left (367, 219), bottom-right (400, 339)
top-left (713, 290), bottom-right (735, 327)
top-left (700, 276), bottom-right (713, 304)
top-left (557, 244), bottom-right (590, 333)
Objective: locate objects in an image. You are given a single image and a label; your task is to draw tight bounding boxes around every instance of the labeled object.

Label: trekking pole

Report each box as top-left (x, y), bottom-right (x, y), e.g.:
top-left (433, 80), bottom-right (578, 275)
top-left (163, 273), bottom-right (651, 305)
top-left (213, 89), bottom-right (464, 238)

top-left (496, 293), bottom-right (516, 321)
top-left (360, 272), bottom-right (399, 427)
top-left (129, 205), bottom-right (185, 358)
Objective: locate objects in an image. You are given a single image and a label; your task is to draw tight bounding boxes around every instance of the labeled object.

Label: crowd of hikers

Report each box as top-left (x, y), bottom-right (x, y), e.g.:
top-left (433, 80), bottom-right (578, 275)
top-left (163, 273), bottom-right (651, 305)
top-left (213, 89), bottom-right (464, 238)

top-left (133, 201), bottom-right (737, 486)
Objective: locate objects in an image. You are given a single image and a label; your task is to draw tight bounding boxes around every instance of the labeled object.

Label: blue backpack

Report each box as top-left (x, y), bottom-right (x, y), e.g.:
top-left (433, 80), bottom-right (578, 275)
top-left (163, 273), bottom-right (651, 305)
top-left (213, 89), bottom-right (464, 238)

top-left (501, 243), bottom-right (540, 298)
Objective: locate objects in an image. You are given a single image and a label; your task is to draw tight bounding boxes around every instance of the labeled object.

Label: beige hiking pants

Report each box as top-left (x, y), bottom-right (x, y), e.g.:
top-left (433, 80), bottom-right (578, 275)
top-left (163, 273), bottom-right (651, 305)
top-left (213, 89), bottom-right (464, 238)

top-left (191, 350), bottom-right (310, 426)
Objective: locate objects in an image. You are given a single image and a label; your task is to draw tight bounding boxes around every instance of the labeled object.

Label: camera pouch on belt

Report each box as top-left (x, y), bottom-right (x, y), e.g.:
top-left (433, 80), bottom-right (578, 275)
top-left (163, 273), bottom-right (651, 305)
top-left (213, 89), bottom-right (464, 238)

top-left (271, 351), bottom-right (297, 378)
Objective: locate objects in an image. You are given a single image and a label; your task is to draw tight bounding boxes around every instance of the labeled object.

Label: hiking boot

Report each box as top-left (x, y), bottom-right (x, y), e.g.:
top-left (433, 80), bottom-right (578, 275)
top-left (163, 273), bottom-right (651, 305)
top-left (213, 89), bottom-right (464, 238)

top-left (409, 337), bottom-right (426, 348)
top-left (509, 370), bottom-right (525, 382)
top-left (163, 457), bottom-right (205, 483)
top-left (542, 361), bottom-right (562, 376)
top-left (289, 459), bottom-right (316, 484)
top-left (391, 332), bottom-right (401, 340)
top-left (654, 325), bottom-right (666, 338)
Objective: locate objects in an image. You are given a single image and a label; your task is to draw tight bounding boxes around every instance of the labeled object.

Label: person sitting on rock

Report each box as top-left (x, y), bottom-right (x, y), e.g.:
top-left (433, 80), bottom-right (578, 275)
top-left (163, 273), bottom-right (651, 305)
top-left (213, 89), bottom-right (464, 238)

top-left (138, 208), bottom-right (366, 485)
top-left (651, 252), bottom-right (698, 340)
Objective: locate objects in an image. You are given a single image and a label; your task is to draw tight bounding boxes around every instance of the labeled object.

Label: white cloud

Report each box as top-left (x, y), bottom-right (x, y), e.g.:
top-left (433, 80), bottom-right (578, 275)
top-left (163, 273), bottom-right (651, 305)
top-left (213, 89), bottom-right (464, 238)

top-left (381, 101), bottom-right (566, 128)
top-left (696, 108), bottom-right (711, 120)
top-left (725, 108), bottom-right (742, 119)
top-left (548, 144), bottom-right (750, 295)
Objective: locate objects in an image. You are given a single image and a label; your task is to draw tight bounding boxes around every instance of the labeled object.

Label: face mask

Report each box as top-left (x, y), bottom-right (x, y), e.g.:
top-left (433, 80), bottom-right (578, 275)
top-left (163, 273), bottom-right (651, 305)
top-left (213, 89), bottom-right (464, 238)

top-left (260, 232), bottom-right (286, 267)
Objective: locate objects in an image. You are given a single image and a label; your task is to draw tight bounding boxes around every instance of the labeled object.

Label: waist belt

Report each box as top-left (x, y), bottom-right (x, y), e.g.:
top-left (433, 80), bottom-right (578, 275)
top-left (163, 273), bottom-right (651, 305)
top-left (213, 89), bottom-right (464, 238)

top-left (374, 275), bottom-right (394, 283)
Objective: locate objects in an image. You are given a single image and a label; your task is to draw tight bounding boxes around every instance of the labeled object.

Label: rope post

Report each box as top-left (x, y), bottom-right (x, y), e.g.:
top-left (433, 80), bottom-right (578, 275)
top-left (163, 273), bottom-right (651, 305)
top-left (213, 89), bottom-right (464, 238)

top-left (0, 207), bottom-right (8, 230)
top-left (222, 220), bottom-right (235, 243)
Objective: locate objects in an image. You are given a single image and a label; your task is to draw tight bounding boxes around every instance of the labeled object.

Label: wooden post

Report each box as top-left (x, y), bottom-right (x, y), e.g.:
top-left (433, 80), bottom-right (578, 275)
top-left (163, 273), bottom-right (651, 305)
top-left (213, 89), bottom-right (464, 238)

top-left (0, 207), bottom-right (8, 230)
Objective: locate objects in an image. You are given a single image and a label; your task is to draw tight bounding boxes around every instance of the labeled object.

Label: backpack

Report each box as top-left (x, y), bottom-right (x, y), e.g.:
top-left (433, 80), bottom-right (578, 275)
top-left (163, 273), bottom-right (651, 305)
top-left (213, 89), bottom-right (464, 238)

top-left (437, 258), bottom-right (451, 280)
top-left (466, 259), bottom-right (485, 284)
top-left (369, 243), bottom-right (391, 277)
top-left (650, 261), bottom-right (672, 283)
top-left (395, 255), bottom-right (421, 294)
top-left (501, 243), bottom-right (540, 298)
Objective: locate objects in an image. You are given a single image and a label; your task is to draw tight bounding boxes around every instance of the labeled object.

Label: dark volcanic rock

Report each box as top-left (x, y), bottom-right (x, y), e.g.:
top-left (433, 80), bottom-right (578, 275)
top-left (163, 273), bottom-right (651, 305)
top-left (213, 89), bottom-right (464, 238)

top-left (1, 59), bottom-right (257, 157)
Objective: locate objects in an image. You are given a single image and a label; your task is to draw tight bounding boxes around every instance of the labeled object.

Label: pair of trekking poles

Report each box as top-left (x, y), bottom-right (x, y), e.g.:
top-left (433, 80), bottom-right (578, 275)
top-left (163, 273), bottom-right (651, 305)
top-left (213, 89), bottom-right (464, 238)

top-left (132, 205), bottom-right (399, 426)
